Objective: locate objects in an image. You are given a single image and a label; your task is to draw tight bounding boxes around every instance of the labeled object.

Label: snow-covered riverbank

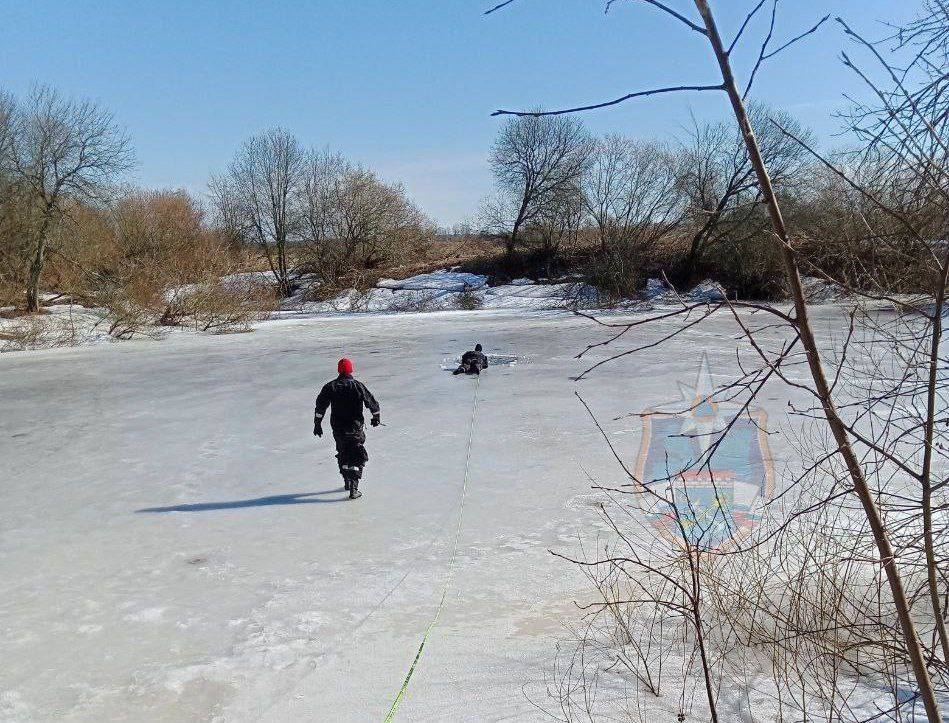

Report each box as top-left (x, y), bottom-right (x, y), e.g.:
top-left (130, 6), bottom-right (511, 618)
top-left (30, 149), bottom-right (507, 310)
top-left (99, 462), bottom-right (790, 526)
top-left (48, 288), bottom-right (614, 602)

top-left (0, 269), bottom-right (856, 355)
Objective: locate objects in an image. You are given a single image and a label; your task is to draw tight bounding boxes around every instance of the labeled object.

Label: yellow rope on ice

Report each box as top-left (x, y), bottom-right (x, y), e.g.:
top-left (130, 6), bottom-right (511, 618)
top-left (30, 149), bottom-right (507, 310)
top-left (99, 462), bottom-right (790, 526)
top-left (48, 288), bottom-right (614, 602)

top-left (383, 374), bottom-right (481, 722)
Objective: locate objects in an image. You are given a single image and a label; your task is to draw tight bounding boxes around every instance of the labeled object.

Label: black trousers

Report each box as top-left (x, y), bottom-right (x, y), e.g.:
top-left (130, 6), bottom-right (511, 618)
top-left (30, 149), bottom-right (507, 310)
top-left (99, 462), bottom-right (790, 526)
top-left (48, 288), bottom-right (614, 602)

top-left (453, 362), bottom-right (482, 375)
top-left (334, 428), bottom-right (368, 479)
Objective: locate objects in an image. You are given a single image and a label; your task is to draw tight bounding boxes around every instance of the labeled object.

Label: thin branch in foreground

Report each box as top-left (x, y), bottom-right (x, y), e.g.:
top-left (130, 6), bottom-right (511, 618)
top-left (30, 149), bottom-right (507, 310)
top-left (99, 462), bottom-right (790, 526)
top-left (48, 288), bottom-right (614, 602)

top-left (728, 0), bottom-right (768, 54)
top-left (763, 14), bottom-right (830, 62)
top-left (492, 84), bottom-right (724, 117)
top-left (742, 7), bottom-right (829, 99)
top-left (743, 0), bottom-right (778, 99)
top-left (484, 0), bottom-right (517, 15)
top-left (606, 0), bottom-right (708, 36)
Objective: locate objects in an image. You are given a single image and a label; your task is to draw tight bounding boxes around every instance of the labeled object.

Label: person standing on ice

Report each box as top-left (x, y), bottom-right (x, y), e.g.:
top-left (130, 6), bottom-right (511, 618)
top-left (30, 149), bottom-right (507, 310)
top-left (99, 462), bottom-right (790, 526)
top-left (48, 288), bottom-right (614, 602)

top-left (313, 358), bottom-right (381, 499)
top-left (453, 343), bottom-right (488, 376)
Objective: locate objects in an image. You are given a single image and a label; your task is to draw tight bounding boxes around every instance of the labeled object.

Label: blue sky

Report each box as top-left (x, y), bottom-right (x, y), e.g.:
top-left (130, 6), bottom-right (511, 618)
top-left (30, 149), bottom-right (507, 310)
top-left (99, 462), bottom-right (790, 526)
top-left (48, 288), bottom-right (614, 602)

top-left (1, 1), bottom-right (915, 226)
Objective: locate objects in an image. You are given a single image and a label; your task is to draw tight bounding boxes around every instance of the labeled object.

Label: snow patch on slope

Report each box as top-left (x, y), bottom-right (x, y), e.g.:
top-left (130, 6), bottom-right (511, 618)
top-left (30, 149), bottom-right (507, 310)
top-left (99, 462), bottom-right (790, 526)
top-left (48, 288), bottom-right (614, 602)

top-left (801, 275), bottom-right (848, 304)
top-left (376, 270), bottom-right (487, 292)
top-left (288, 270), bottom-right (600, 314)
top-left (635, 277), bottom-right (727, 305)
top-left (0, 304), bottom-right (113, 352)
top-left (164, 271), bottom-right (276, 304)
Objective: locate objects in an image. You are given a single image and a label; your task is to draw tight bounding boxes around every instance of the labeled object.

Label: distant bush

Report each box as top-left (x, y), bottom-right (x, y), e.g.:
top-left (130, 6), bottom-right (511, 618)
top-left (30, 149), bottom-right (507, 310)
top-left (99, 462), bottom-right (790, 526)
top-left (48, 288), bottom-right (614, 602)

top-left (97, 287), bottom-right (160, 340)
top-left (455, 285), bottom-right (483, 310)
top-left (584, 245), bottom-right (648, 301)
top-left (166, 280), bottom-right (276, 333)
top-left (57, 189), bottom-right (279, 335)
top-left (701, 228), bottom-right (787, 300)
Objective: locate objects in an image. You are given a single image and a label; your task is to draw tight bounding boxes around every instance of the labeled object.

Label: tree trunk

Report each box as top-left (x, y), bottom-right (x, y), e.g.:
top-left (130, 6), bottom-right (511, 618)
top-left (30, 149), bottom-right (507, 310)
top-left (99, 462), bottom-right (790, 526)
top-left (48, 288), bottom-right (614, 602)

top-left (693, 2), bottom-right (943, 719)
top-left (275, 237), bottom-right (291, 297)
top-left (509, 190), bottom-right (533, 258)
top-left (922, 250), bottom-right (949, 665)
top-left (684, 232), bottom-right (703, 280)
top-left (684, 208), bottom-right (723, 282)
top-left (508, 219), bottom-right (520, 257)
top-left (25, 223), bottom-right (49, 313)
top-left (688, 549), bottom-right (719, 723)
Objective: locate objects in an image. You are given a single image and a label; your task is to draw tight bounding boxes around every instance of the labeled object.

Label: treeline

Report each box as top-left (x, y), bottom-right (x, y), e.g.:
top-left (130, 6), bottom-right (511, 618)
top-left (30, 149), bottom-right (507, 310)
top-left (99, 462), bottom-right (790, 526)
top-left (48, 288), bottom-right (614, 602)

top-left (0, 86), bottom-right (435, 328)
top-left (483, 103), bottom-right (934, 299)
top-left (1, 85), bottom-right (935, 324)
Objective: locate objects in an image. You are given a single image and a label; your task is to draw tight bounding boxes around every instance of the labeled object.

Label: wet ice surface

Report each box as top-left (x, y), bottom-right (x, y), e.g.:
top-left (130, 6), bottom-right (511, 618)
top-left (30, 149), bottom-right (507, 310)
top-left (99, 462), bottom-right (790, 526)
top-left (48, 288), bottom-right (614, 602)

top-left (0, 308), bottom-right (842, 721)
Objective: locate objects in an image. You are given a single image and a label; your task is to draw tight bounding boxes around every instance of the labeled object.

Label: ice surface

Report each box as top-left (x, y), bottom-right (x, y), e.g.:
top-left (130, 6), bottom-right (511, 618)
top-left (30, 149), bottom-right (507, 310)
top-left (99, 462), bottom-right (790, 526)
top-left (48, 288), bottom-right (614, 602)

top-left (0, 306), bottom-right (924, 721)
top-left (481, 281), bottom-right (597, 309)
top-left (1, 311), bottom-right (638, 721)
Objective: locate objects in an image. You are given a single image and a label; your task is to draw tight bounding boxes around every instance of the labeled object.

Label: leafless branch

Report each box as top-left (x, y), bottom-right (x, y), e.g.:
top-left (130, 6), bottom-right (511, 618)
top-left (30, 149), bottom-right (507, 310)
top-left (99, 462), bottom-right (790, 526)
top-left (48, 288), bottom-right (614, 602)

top-left (492, 84), bottom-right (724, 118)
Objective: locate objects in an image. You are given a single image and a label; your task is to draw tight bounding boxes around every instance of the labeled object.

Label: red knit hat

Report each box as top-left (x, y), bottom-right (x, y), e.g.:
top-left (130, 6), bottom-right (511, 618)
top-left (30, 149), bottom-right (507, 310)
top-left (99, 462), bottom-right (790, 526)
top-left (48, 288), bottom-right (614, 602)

top-left (338, 358), bottom-right (354, 375)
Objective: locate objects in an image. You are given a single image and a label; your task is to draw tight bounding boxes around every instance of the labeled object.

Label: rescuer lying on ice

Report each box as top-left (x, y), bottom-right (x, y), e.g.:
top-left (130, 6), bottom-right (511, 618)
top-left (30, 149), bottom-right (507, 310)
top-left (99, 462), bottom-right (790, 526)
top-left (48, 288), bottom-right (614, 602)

top-left (453, 343), bottom-right (488, 376)
top-left (314, 358), bottom-right (381, 499)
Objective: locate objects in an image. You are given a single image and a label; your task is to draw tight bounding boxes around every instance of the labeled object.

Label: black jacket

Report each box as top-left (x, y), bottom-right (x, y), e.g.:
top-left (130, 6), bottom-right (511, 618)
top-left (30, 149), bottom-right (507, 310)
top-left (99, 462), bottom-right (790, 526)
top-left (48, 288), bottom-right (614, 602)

top-left (314, 374), bottom-right (380, 434)
top-left (461, 350), bottom-right (488, 369)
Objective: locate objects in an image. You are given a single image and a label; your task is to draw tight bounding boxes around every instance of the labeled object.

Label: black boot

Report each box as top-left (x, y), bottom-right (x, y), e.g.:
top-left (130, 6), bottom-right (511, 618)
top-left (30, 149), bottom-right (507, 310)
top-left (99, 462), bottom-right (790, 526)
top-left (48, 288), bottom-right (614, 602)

top-left (349, 472), bottom-right (362, 499)
top-left (341, 465), bottom-right (356, 491)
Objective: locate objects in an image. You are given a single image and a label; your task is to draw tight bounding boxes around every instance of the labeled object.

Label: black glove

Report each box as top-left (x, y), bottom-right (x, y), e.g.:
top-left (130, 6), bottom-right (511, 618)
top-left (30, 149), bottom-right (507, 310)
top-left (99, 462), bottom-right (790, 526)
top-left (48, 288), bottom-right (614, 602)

top-left (314, 421), bottom-right (323, 437)
top-left (371, 414), bottom-right (381, 427)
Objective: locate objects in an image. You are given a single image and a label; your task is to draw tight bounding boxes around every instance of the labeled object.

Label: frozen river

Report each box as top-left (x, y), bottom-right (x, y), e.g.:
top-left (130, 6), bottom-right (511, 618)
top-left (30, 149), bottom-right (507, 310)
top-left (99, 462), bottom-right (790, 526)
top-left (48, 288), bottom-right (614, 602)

top-left (0, 308), bottom-right (831, 721)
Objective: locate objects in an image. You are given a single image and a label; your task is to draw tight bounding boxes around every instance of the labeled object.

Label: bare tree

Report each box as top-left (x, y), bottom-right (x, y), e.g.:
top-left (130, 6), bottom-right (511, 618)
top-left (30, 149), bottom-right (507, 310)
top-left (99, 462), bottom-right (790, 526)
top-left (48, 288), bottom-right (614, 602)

top-left (666, 2), bottom-right (943, 715)
top-left (0, 91), bottom-right (13, 172)
top-left (297, 148), bottom-right (347, 267)
top-left (210, 128), bottom-right (305, 297)
top-left (584, 135), bottom-right (684, 295)
top-left (677, 104), bottom-right (812, 281)
top-left (526, 179), bottom-right (585, 277)
top-left (0, 91), bottom-right (19, 307)
top-left (8, 86), bottom-right (131, 312)
top-left (489, 112), bottom-right (591, 256)
top-left (299, 151), bottom-right (431, 284)
top-left (790, 162), bottom-right (927, 293)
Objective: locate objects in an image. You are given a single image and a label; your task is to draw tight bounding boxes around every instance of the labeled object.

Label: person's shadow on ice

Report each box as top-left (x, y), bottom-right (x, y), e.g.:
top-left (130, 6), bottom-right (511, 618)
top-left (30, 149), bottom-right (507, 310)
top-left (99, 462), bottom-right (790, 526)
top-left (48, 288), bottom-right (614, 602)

top-left (135, 490), bottom-right (348, 513)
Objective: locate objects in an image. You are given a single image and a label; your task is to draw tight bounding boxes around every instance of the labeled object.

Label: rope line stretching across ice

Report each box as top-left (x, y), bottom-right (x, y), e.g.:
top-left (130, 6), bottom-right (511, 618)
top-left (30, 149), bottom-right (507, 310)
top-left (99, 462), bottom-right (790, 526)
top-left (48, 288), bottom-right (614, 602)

top-left (383, 374), bottom-right (482, 722)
